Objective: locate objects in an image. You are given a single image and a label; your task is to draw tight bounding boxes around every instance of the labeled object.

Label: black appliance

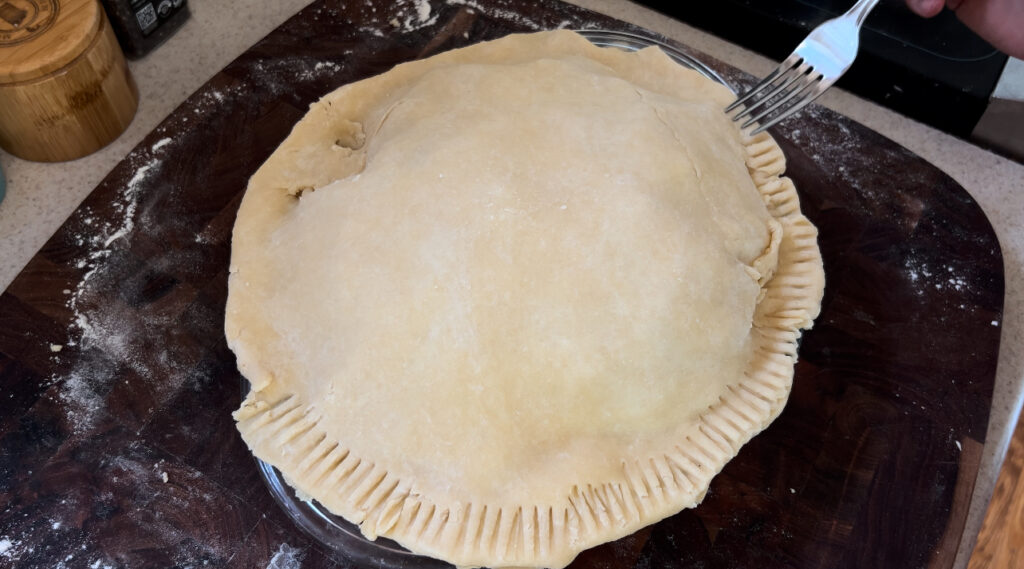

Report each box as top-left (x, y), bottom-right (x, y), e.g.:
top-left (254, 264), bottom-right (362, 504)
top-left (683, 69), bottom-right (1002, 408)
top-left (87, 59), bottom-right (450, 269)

top-left (640, 0), bottom-right (1020, 158)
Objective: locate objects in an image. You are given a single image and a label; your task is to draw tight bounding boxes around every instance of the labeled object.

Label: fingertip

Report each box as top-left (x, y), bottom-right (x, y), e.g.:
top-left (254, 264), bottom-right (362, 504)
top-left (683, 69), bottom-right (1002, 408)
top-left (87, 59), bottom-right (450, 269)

top-left (906, 0), bottom-right (945, 17)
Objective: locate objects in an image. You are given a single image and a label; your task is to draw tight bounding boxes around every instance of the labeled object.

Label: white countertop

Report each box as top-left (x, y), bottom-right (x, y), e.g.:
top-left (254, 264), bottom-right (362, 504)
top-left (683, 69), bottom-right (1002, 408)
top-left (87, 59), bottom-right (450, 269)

top-left (1, 1), bottom-right (1021, 566)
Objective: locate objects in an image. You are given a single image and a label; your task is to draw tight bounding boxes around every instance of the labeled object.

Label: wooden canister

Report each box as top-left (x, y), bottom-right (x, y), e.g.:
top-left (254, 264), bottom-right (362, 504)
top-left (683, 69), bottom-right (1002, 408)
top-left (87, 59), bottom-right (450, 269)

top-left (0, 0), bottom-right (139, 162)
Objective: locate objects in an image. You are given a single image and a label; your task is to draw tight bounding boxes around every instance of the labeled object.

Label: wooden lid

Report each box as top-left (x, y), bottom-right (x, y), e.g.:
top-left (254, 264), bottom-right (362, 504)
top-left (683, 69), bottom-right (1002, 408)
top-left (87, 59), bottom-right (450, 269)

top-left (0, 0), bottom-right (102, 84)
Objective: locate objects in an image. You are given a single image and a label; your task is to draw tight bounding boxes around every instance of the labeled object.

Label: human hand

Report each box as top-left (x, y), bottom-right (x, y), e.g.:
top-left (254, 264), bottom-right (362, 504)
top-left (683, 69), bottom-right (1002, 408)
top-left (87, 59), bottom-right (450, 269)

top-left (906, 0), bottom-right (1024, 58)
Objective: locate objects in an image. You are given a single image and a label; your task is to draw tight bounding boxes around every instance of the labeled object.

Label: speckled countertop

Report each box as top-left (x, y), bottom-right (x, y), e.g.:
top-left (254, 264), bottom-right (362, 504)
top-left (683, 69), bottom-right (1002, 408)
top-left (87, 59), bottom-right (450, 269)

top-left (0, 1), bottom-right (1021, 567)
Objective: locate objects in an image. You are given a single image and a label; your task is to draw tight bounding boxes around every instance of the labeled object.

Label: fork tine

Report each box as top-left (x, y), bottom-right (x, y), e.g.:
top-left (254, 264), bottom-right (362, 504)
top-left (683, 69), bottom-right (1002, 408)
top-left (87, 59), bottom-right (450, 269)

top-left (749, 81), bottom-right (830, 134)
top-left (730, 62), bottom-right (811, 123)
top-left (724, 68), bottom-right (783, 113)
top-left (724, 54), bottom-right (802, 113)
top-left (725, 0), bottom-right (881, 131)
top-left (739, 73), bottom-right (821, 130)
top-left (729, 59), bottom-right (805, 118)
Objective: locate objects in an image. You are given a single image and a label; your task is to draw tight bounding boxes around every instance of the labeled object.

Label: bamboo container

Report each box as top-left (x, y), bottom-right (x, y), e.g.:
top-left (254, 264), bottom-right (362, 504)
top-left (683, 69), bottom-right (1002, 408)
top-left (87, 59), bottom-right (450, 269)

top-left (0, 0), bottom-right (139, 162)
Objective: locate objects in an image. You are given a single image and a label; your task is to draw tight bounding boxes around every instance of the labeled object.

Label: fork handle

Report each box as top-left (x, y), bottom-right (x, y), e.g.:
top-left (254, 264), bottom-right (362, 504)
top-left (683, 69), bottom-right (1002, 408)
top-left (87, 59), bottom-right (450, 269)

top-left (845, 0), bottom-right (881, 27)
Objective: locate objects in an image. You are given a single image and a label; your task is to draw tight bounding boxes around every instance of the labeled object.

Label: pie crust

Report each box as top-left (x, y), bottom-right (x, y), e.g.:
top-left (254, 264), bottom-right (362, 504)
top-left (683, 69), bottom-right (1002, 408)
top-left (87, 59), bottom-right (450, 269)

top-left (226, 30), bottom-right (824, 569)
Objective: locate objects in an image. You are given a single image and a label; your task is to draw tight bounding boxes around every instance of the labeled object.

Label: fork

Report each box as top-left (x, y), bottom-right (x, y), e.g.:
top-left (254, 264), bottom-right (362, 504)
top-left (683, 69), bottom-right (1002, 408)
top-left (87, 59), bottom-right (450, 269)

top-left (725, 0), bottom-right (880, 134)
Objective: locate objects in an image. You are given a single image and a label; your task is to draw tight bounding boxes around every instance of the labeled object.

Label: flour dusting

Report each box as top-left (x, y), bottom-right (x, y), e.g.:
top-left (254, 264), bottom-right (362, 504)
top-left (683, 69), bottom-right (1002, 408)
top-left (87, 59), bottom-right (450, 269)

top-left (266, 543), bottom-right (305, 569)
top-left (446, 0), bottom-right (545, 30)
top-left (414, 0), bottom-right (431, 22)
top-left (52, 153), bottom-right (163, 431)
top-left (0, 537), bottom-right (16, 558)
top-left (902, 255), bottom-right (975, 298)
top-left (151, 137), bottom-right (172, 152)
top-left (103, 162), bottom-right (154, 248)
top-left (358, 25), bottom-right (385, 37)
top-left (386, 0), bottom-right (440, 32)
top-left (352, 0), bottom-right (584, 36)
top-left (246, 57), bottom-right (347, 96)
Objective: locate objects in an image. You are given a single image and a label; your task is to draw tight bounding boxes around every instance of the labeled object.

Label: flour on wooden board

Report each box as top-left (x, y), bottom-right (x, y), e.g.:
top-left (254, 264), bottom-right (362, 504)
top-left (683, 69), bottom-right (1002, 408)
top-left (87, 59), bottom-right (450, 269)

top-left (386, 0), bottom-right (439, 32)
top-left (351, 0), bottom-right (584, 35)
top-left (0, 537), bottom-right (17, 558)
top-left (151, 137), bottom-right (172, 152)
top-left (54, 151), bottom-right (161, 431)
top-left (903, 255), bottom-right (976, 297)
top-left (0, 535), bottom-right (110, 567)
top-left (770, 99), bottom-right (1001, 310)
top-left (446, 0), bottom-right (544, 30)
top-left (266, 543), bottom-right (305, 569)
top-left (49, 132), bottom-right (193, 433)
top-left (245, 57), bottom-right (347, 96)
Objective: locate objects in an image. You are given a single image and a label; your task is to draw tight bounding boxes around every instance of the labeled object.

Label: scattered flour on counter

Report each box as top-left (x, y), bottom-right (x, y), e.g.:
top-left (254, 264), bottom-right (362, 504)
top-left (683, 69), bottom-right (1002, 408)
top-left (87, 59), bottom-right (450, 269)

top-left (358, 25), bottom-right (385, 37)
top-left (102, 162), bottom-right (155, 248)
top-left (373, 0), bottom-right (571, 33)
top-left (904, 255), bottom-right (930, 290)
top-left (246, 57), bottom-right (348, 96)
top-left (351, 1), bottom-right (590, 45)
top-left (310, 61), bottom-right (342, 78)
top-left (776, 104), bottom-right (938, 230)
top-left (902, 256), bottom-right (972, 294)
top-left (198, 85), bottom-right (237, 107)
top-left (151, 137), bottom-right (172, 152)
top-left (414, 0), bottom-right (431, 21)
top-left (388, 0), bottom-right (439, 32)
top-left (0, 537), bottom-right (18, 559)
top-left (266, 543), bottom-right (305, 569)
top-left (148, 84), bottom-right (247, 133)
top-left (49, 129), bottom-right (221, 434)
top-left (66, 157), bottom-right (160, 321)
top-left (53, 154), bottom-right (165, 432)
top-left (445, 0), bottom-right (545, 29)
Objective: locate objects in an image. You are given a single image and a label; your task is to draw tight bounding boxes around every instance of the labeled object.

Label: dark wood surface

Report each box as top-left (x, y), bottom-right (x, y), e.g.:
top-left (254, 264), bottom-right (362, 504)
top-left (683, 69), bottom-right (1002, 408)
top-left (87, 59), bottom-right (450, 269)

top-left (0, 1), bottom-right (1004, 568)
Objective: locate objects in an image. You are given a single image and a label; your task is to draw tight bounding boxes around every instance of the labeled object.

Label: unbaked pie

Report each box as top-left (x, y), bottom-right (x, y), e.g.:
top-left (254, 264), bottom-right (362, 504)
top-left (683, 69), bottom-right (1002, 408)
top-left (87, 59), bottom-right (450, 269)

top-left (226, 29), bottom-right (824, 569)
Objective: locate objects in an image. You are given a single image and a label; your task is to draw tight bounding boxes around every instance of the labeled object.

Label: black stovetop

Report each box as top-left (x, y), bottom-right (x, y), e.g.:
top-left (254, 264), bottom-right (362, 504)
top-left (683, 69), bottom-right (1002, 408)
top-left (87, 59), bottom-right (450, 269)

top-left (643, 0), bottom-right (1008, 136)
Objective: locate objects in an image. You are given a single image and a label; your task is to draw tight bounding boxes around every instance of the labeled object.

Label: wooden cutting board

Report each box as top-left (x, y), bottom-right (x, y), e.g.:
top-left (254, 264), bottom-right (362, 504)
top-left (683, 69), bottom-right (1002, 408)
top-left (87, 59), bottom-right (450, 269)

top-left (0, 1), bottom-right (1004, 568)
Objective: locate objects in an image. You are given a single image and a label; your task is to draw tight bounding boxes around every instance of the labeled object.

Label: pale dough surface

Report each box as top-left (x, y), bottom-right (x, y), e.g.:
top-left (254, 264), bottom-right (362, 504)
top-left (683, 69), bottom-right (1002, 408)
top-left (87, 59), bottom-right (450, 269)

top-left (226, 30), bottom-right (824, 569)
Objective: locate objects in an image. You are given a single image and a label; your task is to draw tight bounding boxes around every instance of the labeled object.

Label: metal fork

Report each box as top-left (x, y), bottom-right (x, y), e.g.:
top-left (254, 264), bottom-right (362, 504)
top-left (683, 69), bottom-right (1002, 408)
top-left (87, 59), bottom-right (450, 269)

top-left (725, 0), bottom-right (880, 134)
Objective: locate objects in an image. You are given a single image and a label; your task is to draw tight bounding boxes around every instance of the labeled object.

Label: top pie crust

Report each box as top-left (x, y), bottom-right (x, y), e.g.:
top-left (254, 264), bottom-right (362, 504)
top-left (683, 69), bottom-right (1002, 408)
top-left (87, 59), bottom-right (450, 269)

top-left (226, 30), bottom-right (824, 569)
